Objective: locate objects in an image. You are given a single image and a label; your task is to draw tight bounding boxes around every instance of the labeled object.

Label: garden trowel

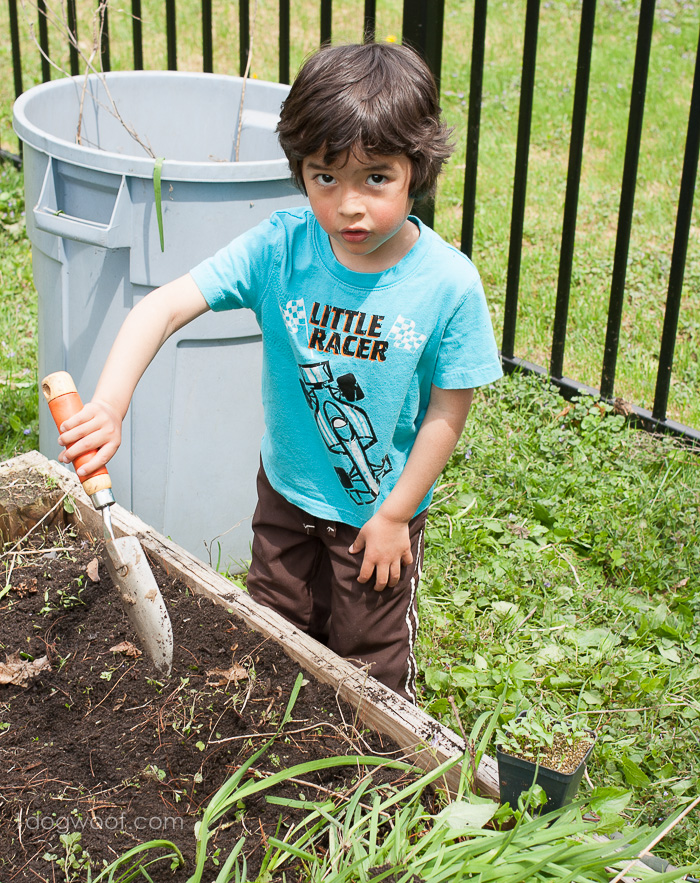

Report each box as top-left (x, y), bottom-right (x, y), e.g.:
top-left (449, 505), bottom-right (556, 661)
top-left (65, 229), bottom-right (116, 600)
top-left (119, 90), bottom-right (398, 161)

top-left (41, 372), bottom-right (173, 675)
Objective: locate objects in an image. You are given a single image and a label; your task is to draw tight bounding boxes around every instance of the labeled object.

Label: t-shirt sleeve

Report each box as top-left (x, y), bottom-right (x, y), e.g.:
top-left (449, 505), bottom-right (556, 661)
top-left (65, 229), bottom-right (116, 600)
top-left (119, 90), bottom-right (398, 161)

top-left (432, 275), bottom-right (503, 390)
top-left (189, 216), bottom-right (279, 313)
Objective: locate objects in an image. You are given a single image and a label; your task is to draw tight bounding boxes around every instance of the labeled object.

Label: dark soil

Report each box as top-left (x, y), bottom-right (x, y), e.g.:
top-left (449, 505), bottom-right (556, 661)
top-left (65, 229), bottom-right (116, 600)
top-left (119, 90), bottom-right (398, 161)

top-left (0, 526), bottom-right (414, 881)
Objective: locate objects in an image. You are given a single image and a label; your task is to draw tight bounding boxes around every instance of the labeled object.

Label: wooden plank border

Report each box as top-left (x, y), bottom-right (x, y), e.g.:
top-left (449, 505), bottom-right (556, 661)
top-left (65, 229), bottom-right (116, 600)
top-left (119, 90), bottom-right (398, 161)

top-left (0, 451), bottom-right (500, 799)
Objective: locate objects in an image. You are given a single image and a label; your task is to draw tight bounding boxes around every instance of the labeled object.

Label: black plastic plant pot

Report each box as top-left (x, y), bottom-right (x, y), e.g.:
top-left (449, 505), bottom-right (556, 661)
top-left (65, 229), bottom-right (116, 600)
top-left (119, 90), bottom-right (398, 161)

top-left (496, 739), bottom-right (596, 814)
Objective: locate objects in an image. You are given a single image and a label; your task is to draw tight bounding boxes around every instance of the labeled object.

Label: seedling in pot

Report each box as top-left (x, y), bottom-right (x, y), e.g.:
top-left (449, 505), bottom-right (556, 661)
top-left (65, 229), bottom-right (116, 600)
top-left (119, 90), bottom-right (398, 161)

top-left (496, 707), bottom-right (594, 774)
top-left (495, 707), bottom-right (597, 814)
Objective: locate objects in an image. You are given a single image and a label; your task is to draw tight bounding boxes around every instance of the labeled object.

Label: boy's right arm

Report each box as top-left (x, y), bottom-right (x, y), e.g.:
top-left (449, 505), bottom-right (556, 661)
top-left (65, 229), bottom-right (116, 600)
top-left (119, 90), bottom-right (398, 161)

top-left (57, 274), bottom-right (210, 476)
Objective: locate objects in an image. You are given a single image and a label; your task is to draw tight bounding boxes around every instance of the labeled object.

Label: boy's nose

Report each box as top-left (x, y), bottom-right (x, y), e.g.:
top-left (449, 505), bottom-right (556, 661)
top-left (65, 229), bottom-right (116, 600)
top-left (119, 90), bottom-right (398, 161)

top-left (338, 188), bottom-right (364, 217)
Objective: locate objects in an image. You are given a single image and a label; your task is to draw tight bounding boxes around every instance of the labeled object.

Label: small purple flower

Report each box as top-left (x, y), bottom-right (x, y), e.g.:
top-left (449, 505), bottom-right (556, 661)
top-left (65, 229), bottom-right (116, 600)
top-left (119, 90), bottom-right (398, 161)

top-left (23, 428), bottom-right (31, 436)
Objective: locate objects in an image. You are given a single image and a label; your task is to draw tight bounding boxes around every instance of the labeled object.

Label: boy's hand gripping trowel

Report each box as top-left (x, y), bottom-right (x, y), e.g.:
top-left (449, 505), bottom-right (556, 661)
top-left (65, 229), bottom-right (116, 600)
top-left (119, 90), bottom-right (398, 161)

top-left (42, 372), bottom-right (173, 675)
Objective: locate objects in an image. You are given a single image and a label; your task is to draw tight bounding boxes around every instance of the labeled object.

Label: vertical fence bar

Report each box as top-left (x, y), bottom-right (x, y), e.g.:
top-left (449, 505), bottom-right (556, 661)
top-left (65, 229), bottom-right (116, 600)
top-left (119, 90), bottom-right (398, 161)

top-left (364, 0), bottom-right (376, 42)
top-left (600, 0), bottom-right (655, 399)
top-left (461, 0), bottom-right (487, 258)
top-left (239, 0), bottom-right (249, 76)
top-left (501, 0), bottom-right (539, 359)
top-left (402, 0), bottom-right (445, 228)
top-left (550, 0), bottom-right (596, 378)
top-left (279, 0), bottom-right (290, 83)
top-left (321, 0), bottom-right (332, 44)
top-left (166, 0), bottom-right (177, 69)
top-left (99, 0), bottom-right (111, 72)
top-left (653, 25), bottom-right (700, 422)
top-left (8, 0), bottom-right (23, 97)
top-left (202, 0), bottom-right (213, 72)
top-left (132, 0), bottom-right (143, 69)
top-left (37, 0), bottom-right (51, 81)
top-left (67, 0), bottom-right (79, 75)
top-left (402, 0), bottom-right (445, 92)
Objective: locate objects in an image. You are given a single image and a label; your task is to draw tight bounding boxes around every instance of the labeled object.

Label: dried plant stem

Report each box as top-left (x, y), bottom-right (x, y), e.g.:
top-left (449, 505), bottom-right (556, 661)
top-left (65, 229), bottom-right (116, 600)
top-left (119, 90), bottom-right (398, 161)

top-left (19, 0), bottom-right (155, 158)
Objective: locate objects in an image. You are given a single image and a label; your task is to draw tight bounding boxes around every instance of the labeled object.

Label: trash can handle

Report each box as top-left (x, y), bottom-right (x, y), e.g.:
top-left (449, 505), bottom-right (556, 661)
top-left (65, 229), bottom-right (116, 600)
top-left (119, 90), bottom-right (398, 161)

top-left (33, 159), bottom-right (131, 249)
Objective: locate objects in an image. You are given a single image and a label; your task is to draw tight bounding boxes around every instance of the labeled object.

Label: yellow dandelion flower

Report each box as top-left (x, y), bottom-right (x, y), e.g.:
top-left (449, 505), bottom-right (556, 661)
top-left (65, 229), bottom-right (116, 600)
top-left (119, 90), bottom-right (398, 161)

top-left (386, 34), bottom-right (397, 43)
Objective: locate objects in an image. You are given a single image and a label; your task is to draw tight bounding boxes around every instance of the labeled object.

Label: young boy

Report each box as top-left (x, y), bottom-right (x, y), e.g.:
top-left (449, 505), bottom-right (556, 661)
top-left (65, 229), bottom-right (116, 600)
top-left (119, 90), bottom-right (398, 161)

top-left (56, 42), bottom-right (502, 702)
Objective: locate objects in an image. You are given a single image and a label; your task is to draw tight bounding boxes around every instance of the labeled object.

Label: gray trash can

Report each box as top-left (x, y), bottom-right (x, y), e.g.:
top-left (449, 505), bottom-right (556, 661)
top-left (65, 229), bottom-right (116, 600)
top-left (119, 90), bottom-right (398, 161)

top-left (13, 71), bottom-right (305, 571)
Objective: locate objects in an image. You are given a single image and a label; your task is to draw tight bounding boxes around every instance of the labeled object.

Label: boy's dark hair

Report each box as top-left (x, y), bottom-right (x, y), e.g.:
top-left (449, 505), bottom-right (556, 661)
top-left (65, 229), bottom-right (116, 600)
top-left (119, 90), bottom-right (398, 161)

top-left (276, 42), bottom-right (453, 201)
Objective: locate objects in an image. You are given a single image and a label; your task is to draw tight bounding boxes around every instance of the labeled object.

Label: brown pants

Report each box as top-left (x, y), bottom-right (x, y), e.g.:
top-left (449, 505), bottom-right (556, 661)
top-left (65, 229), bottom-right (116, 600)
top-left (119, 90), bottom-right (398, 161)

top-left (246, 465), bottom-right (427, 702)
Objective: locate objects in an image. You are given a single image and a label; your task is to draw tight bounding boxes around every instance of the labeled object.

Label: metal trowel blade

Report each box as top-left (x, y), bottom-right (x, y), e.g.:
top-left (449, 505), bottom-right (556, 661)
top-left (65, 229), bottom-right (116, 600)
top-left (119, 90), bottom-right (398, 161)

top-left (105, 536), bottom-right (173, 675)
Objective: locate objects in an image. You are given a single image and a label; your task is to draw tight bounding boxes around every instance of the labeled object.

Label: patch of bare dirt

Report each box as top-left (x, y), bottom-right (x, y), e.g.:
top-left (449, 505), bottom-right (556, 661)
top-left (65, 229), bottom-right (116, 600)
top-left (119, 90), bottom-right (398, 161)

top-left (0, 526), bottom-right (413, 881)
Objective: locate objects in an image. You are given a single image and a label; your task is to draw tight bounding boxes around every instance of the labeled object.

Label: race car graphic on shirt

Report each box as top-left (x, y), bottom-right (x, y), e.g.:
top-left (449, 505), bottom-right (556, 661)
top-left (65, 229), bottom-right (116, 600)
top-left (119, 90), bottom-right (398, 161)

top-left (298, 360), bottom-right (392, 505)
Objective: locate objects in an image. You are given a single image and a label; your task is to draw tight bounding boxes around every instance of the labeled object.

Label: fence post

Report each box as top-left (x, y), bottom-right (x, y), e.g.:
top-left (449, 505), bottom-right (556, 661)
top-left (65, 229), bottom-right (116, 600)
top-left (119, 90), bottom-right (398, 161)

top-left (550, 0), bottom-right (596, 378)
top-left (67, 0), bottom-right (79, 75)
top-left (202, 0), bottom-right (213, 72)
top-left (364, 0), bottom-right (376, 43)
top-left (653, 25), bottom-right (700, 423)
top-left (8, 0), bottom-right (23, 98)
top-left (321, 0), bottom-right (332, 45)
top-left (239, 0), bottom-right (249, 77)
top-left (402, 0), bottom-right (445, 228)
top-left (99, 0), bottom-right (111, 72)
top-left (37, 0), bottom-right (51, 82)
top-left (600, 0), bottom-right (655, 400)
top-left (279, 0), bottom-right (290, 83)
top-left (132, 0), bottom-right (143, 69)
top-left (501, 0), bottom-right (540, 360)
top-left (401, 0), bottom-right (444, 92)
top-left (461, 0), bottom-right (487, 258)
top-left (166, 0), bottom-right (177, 70)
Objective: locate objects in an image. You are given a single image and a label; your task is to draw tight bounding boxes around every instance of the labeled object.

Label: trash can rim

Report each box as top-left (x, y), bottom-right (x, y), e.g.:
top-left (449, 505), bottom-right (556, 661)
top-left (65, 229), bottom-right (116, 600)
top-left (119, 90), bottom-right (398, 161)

top-left (12, 70), bottom-right (294, 184)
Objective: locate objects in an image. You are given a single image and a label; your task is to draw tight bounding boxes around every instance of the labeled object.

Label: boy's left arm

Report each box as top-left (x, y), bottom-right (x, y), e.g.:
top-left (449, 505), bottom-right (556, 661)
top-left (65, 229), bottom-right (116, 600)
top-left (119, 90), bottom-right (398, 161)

top-left (350, 385), bottom-right (474, 591)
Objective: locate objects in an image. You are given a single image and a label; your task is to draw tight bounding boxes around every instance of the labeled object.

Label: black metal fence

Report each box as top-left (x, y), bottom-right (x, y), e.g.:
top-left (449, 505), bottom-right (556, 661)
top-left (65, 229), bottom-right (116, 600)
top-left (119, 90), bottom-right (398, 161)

top-left (4, 0), bottom-right (700, 442)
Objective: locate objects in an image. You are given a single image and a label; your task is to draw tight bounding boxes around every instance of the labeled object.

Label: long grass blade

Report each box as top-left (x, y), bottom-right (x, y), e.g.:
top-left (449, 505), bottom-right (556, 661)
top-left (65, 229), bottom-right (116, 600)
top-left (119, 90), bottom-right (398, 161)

top-left (153, 156), bottom-right (165, 252)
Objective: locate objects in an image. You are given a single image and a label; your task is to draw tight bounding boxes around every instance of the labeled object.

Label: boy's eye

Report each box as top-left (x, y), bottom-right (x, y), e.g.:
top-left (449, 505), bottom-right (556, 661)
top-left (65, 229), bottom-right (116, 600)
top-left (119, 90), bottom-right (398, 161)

top-left (367, 174), bottom-right (387, 185)
top-left (316, 174), bottom-right (336, 185)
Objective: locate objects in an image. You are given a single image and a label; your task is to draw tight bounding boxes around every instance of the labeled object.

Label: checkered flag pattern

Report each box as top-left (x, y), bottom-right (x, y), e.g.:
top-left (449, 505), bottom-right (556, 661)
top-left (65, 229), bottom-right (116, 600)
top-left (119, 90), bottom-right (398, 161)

top-left (282, 299), bottom-right (307, 335)
top-left (387, 315), bottom-right (427, 352)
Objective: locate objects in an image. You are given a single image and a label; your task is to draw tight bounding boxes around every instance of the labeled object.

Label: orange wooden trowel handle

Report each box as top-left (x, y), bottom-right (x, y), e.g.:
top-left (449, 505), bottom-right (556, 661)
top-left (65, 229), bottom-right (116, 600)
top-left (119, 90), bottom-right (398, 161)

top-left (41, 371), bottom-right (112, 498)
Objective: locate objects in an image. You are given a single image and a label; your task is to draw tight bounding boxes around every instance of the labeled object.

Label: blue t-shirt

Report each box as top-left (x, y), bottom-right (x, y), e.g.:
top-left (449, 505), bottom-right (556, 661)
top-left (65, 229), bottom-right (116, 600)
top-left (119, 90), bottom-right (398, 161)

top-left (190, 207), bottom-right (502, 527)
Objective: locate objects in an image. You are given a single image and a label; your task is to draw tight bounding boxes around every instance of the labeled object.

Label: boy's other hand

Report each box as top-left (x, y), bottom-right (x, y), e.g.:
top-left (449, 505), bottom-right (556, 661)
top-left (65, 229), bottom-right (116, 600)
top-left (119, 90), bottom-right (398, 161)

top-left (349, 512), bottom-right (413, 592)
top-left (57, 400), bottom-right (122, 477)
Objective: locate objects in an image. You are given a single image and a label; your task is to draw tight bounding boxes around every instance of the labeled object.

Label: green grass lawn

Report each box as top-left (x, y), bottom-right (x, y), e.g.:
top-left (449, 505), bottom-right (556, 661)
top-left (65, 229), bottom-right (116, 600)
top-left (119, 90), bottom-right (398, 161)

top-left (0, 164), bottom-right (37, 456)
top-left (419, 372), bottom-right (700, 865)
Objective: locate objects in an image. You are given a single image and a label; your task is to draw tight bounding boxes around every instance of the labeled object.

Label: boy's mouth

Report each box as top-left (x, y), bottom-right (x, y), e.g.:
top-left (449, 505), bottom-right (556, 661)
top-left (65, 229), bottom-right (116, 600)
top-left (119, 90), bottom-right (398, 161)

top-left (340, 229), bottom-right (370, 243)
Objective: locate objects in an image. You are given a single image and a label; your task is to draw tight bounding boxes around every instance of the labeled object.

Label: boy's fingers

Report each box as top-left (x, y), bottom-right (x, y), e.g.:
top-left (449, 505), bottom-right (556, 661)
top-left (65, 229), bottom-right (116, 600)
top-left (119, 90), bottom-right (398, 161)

top-left (381, 560), bottom-right (402, 591)
top-left (57, 411), bottom-right (85, 433)
top-left (357, 561), bottom-right (373, 584)
top-left (373, 564), bottom-right (389, 592)
top-left (76, 451), bottom-right (109, 477)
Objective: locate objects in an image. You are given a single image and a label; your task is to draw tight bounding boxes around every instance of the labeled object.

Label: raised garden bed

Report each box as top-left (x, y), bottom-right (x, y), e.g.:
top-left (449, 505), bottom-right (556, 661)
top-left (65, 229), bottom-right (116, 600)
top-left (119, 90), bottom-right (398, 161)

top-left (0, 452), bottom-right (498, 880)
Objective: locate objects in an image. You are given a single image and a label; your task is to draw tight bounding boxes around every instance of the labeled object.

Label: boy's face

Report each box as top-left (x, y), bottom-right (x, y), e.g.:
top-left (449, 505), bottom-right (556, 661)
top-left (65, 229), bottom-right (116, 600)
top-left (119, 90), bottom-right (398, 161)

top-left (301, 150), bottom-right (417, 273)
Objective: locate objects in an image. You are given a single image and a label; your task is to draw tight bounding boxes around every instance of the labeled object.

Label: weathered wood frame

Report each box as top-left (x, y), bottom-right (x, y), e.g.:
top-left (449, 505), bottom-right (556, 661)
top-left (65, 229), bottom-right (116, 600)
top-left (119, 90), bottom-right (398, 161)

top-left (0, 450), bottom-right (500, 799)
